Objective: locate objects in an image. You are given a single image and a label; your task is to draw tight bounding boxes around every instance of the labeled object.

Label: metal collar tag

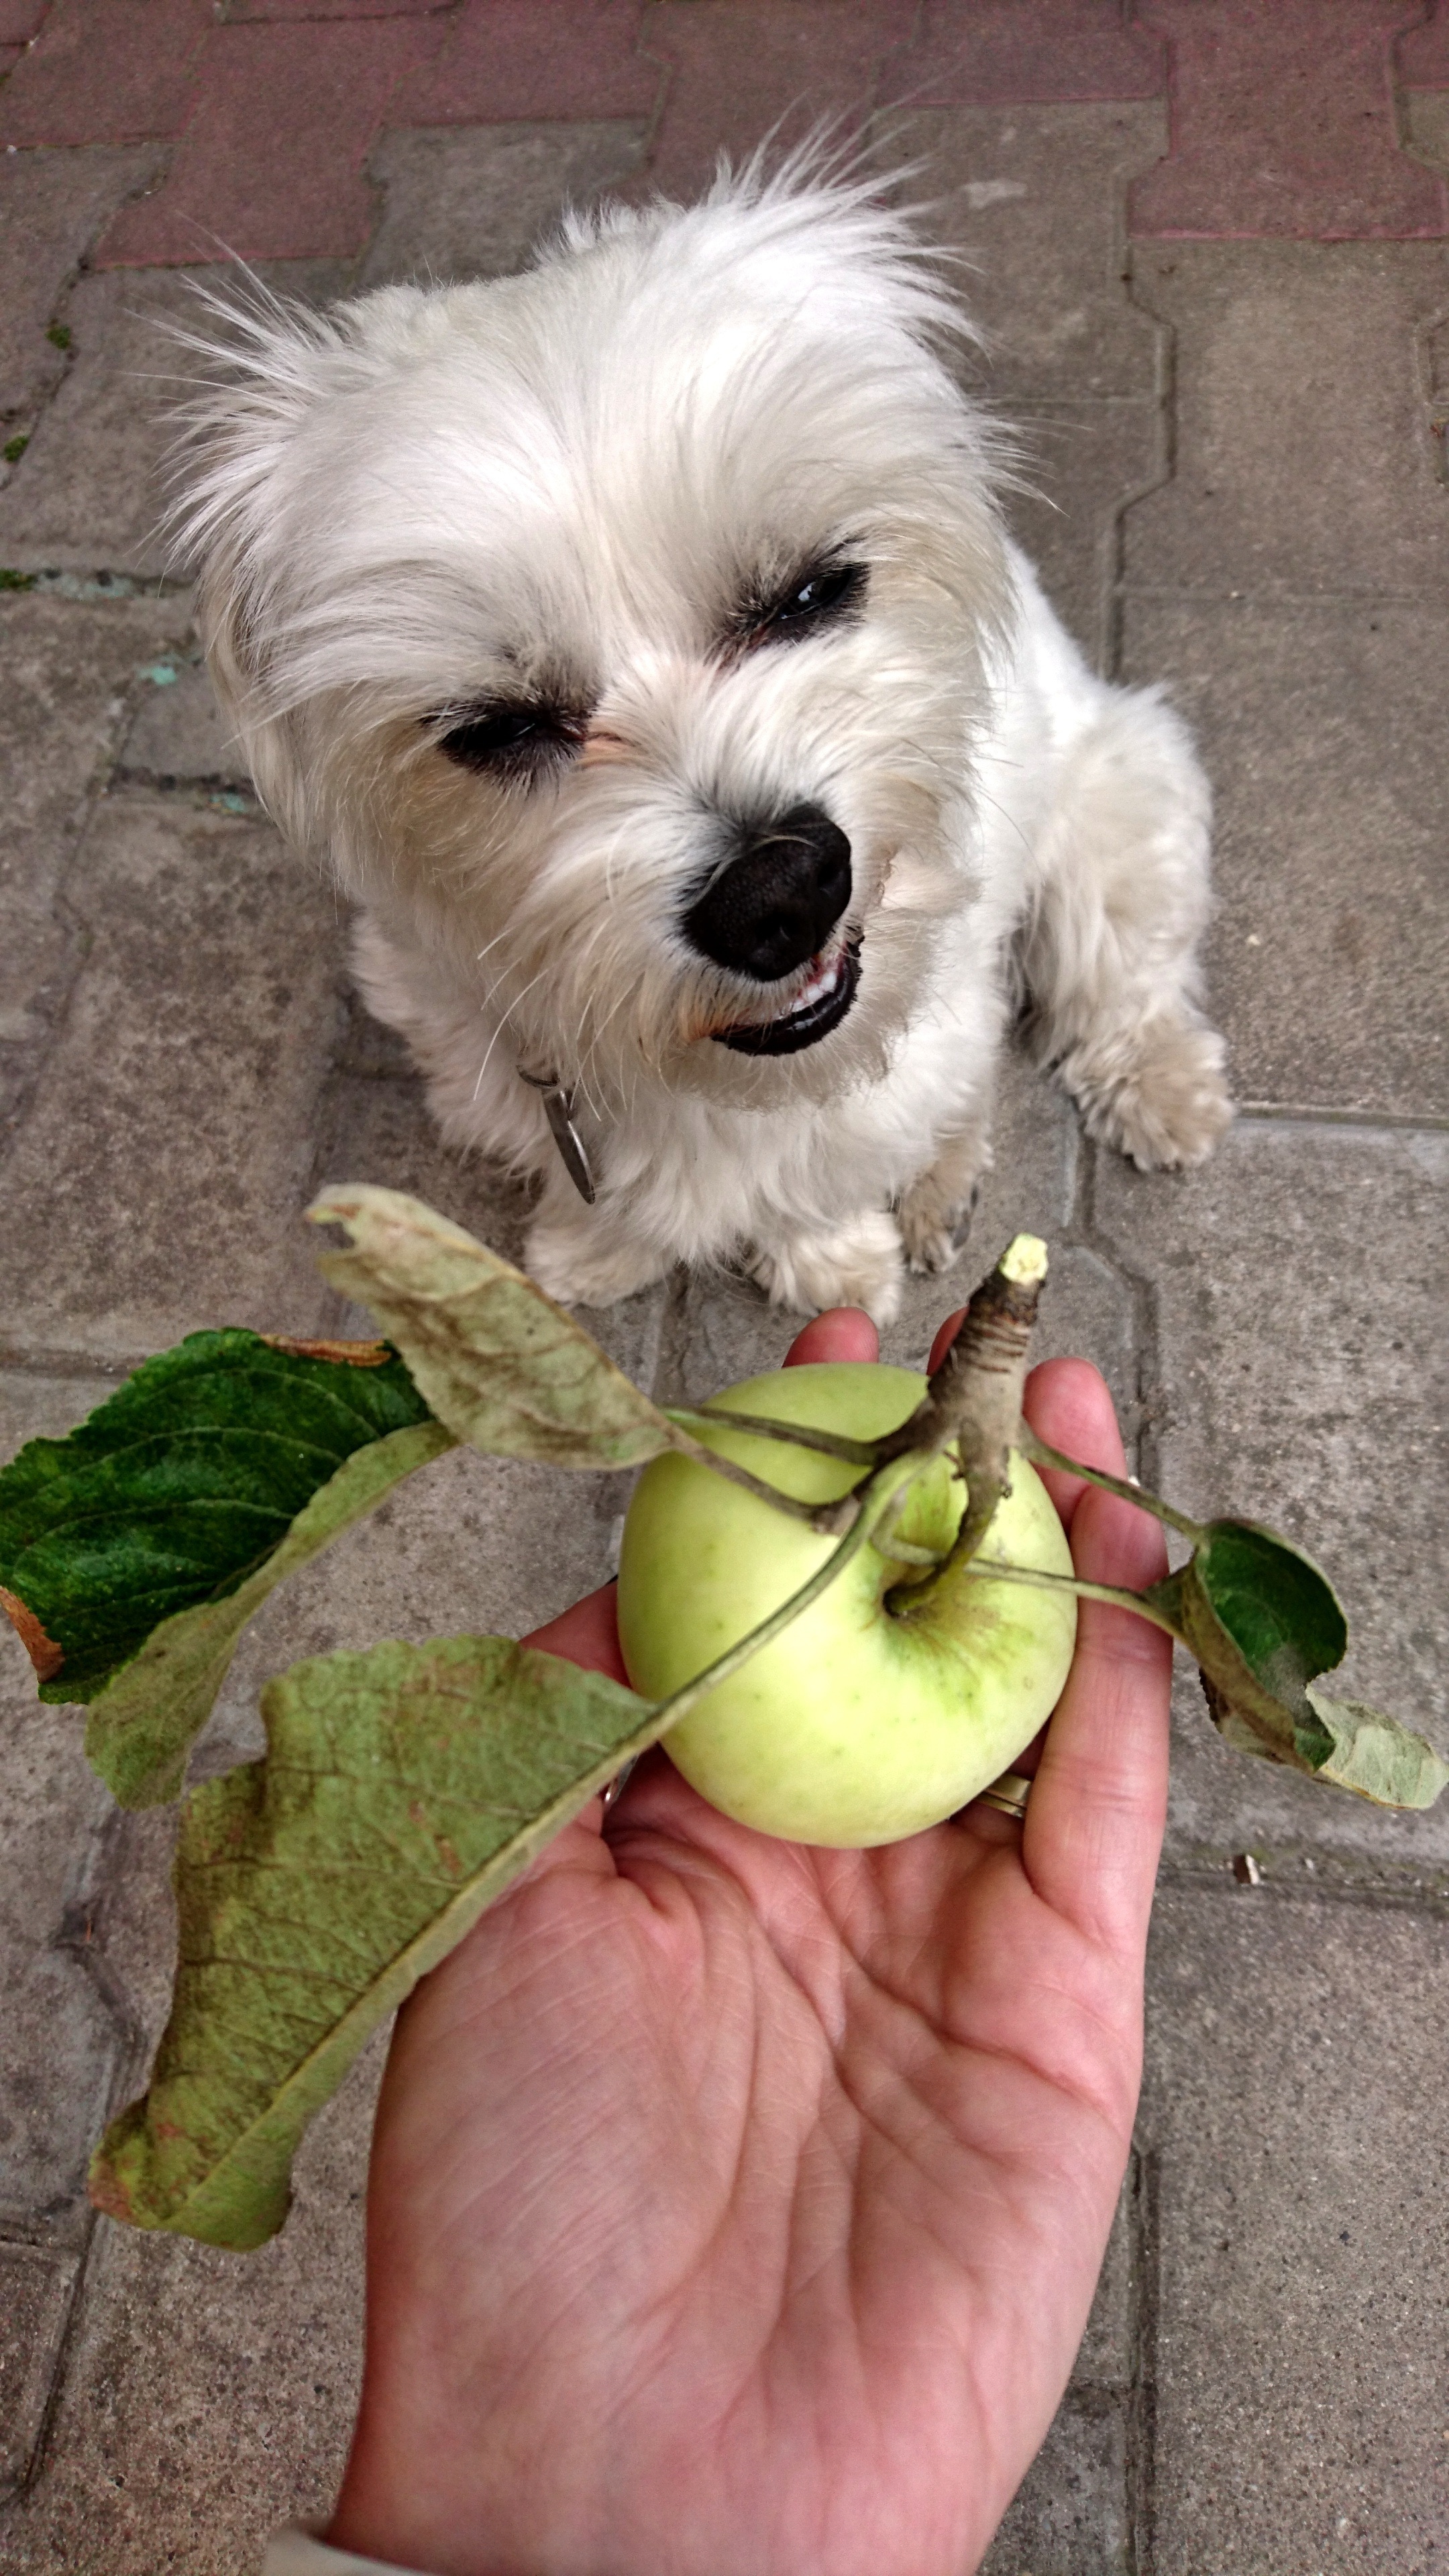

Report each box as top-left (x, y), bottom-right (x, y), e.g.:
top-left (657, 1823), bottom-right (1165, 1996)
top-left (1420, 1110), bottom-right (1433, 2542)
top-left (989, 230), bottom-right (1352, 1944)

top-left (517, 1068), bottom-right (596, 1204)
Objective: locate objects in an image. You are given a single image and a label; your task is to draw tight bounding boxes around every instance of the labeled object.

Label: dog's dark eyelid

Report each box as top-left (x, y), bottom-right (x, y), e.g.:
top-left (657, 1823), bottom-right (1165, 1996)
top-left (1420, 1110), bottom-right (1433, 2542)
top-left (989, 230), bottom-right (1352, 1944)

top-left (433, 701), bottom-right (586, 777)
top-left (745, 559), bottom-right (867, 644)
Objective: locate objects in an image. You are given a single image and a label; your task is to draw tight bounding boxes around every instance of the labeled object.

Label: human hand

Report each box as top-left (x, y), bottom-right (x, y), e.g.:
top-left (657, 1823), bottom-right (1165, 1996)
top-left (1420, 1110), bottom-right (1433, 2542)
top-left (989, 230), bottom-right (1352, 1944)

top-left (327, 1311), bottom-right (1171, 2576)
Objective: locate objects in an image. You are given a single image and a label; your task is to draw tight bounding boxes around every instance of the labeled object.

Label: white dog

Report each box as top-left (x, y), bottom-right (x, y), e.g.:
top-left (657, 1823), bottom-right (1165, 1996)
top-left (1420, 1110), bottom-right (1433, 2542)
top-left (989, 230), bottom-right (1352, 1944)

top-left (175, 154), bottom-right (1230, 1324)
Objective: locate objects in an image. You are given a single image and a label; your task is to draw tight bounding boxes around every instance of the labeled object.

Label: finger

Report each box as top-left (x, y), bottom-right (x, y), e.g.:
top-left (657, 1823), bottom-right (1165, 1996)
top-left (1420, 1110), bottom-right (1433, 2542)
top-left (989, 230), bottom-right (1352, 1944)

top-left (784, 1305), bottom-right (879, 1366)
top-left (927, 1305), bottom-right (967, 1375)
top-left (1020, 1367), bottom-right (1171, 1959)
top-left (1022, 1356), bottom-right (1130, 1532)
top-left (523, 1579), bottom-right (628, 1684)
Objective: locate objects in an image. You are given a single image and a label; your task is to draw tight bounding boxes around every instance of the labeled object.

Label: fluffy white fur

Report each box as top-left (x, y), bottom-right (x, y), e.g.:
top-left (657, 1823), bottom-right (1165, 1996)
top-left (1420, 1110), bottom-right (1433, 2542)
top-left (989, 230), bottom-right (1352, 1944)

top-left (173, 156), bottom-right (1230, 1324)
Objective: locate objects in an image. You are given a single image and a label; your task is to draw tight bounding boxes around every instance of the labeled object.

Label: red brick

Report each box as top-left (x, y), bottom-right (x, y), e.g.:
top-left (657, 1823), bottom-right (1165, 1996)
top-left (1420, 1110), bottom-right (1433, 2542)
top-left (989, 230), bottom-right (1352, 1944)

top-left (0, 0), bottom-right (211, 147)
top-left (225, 0), bottom-right (447, 15)
top-left (1397, 2), bottom-right (1449, 83)
top-left (388, 0), bottom-right (658, 125)
top-left (643, 0), bottom-right (914, 199)
top-left (0, 0), bottom-right (48, 41)
top-left (95, 16), bottom-right (444, 265)
top-left (1132, 1), bottom-right (1446, 238)
top-left (889, 0), bottom-right (1163, 106)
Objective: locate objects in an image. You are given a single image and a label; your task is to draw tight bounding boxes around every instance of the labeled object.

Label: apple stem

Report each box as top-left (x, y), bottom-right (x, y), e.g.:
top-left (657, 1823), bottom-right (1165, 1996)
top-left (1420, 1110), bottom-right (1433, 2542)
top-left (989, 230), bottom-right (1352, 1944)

top-left (1017, 1430), bottom-right (1207, 1544)
top-left (879, 1232), bottom-right (1049, 1605)
top-left (644, 1456), bottom-right (926, 1737)
top-left (956, 1555), bottom-right (1185, 1638)
top-left (663, 1404), bottom-right (879, 1468)
top-left (663, 1424), bottom-right (839, 1525)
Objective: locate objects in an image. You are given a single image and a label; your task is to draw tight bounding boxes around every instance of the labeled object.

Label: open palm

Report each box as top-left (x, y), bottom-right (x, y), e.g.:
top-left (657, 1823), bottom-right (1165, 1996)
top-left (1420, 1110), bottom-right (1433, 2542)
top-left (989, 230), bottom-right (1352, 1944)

top-left (327, 1313), bottom-right (1171, 2576)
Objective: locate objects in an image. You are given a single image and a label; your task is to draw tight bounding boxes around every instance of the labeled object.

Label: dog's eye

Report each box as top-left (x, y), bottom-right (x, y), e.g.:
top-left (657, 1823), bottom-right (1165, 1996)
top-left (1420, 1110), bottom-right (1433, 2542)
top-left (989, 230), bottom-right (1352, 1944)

top-left (434, 700), bottom-right (586, 780)
top-left (746, 560), bottom-right (867, 647)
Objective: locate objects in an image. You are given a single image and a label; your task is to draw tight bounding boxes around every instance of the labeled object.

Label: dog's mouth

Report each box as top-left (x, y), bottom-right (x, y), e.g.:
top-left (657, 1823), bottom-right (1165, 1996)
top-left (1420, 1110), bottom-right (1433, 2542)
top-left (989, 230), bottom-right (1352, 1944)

top-left (712, 938), bottom-right (861, 1057)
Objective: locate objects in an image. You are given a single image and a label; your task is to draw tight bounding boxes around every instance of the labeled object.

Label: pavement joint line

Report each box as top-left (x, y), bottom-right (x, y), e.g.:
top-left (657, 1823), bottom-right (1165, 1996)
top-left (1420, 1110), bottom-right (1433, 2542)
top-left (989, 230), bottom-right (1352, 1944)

top-left (1233, 1102), bottom-right (1449, 1134)
top-left (1064, 1132), bottom-right (1164, 1491)
top-left (1157, 1861), bottom-right (1449, 1916)
top-left (1126, 2142), bottom-right (1160, 2576)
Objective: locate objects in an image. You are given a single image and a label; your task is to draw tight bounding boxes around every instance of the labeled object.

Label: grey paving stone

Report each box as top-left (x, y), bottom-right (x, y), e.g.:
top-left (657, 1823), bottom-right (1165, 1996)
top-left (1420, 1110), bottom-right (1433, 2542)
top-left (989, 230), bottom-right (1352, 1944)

top-left (891, 104), bottom-right (1167, 405)
top-left (0, 142), bottom-right (164, 427)
top-left (1141, 1880), bottom-right (1449, 2573)
top-left (0, 590), bottom-right (194, 1109)
top-left (980, 2395), bottom-right (1130, 2576)
top-left (0, 2243), bottom-right (80, 2499)
top-left (1122, 241), bottom-right (1449, 600)
top-left (1095, 1118), bottom-right (1449, 1868)
top-left (1004, 396), bottom-right (1161, 678)
top-left (0, 795), bottom-right (346, 1360)
top-left (360, 118), bottom-right (649, 290)
top-left (0, 1374), bottom-right (131, 2240)
top-left (1121, 594), bottom-right (1449, 1122)
top-left (115, 647), bottom-right (250, 790)
top-left (889, 104), bottom-right (1171, 668)
top-left (0, 261), bottom-right (352, 578)
top-left (0, 2039), bottom-right (376, 2574)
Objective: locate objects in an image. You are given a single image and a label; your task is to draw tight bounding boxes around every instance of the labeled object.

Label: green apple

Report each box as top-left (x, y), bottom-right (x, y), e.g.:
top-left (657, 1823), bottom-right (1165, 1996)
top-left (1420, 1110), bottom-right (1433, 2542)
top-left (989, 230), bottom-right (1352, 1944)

top-left (616, 1360), bottom-right (1077, 1848)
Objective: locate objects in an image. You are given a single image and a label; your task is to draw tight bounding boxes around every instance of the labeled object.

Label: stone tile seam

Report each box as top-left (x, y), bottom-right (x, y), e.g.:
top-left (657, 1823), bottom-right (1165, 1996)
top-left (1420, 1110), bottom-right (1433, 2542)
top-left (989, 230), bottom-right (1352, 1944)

top-left (1126, 2143), bottom-right (1161, 2576)
top-left (0, 140), bottom-right (172, 450)
top-left (0, 2223), bottom-right (93, 2507)
top-left (1063, 1132), bottom-right (1163, 1486)
top-left (1234, 1101), bottom-right (1449, 1136)
top-left (1158, 1861), bottom-right (1449, 1921)
top-left (1106, 249), bottom-right (1178, 683)
top-left (0, 637), bottom-right (179, 1147)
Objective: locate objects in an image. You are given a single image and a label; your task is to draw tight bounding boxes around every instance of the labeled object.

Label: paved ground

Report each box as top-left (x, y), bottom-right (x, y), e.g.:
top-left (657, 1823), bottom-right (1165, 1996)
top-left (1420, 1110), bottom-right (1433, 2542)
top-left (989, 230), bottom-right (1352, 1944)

top-left (1, 4), bottom-right (1448, 2570)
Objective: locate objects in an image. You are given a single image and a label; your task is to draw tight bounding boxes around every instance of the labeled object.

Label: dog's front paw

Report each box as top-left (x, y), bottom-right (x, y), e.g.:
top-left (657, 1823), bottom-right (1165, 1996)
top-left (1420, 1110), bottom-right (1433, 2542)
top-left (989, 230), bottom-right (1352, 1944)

top-left (898, 1134), bottom-right (991, 1277)
top-left (1065, 1015), bottom-right (1233, 1171)
top-left (525, 1210), bottom-right (667, 1309)
top-left (749, 1212), bottom-right (905, 1327)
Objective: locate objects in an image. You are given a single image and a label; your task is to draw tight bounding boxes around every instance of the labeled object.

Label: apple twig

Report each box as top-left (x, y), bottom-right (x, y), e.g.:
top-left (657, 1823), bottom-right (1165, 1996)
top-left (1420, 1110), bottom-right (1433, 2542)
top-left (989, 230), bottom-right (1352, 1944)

top-left (1016, 1429), bottom-right (1205, 1544)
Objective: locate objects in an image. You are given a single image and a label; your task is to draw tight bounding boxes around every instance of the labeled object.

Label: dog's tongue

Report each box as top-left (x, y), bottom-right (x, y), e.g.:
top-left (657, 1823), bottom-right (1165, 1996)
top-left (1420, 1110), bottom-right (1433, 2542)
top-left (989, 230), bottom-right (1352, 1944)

top-left (714, 940), bottom-right (861, 1057)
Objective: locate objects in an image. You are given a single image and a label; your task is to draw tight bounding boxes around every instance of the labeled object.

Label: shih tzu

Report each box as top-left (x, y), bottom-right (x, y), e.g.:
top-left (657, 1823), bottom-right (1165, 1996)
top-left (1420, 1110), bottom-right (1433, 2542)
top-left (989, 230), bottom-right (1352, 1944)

top-left (174, 153), bottom-right (1230, 1324)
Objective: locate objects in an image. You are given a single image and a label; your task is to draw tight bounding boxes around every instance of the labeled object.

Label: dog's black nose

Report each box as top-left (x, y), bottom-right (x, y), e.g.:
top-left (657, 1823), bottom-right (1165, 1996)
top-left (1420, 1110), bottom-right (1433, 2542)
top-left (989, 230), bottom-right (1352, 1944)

top-left (682, 803), bottom-right (852, 982)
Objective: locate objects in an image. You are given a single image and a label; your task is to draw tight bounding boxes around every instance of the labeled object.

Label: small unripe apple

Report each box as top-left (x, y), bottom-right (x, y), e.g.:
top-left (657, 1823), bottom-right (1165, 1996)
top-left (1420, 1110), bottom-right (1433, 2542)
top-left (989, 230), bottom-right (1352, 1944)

top-left (617, 1361), bottom-right (1077, 1848)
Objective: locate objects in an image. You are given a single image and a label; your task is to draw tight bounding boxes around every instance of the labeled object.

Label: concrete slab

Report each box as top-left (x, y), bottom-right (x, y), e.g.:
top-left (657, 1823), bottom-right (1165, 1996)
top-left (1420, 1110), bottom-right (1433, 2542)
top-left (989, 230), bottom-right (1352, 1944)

top-left (0, 261), bottom-right (352, 577)
top-left (0, 2244), bottom-right (80, 2499)
top-left (0, 592), bottom-right (195, 1097)
top-left (115, 648), bottom-right (250, 790)
top-left (95, 15), bottom-right (445, 268)
top-left (1121, 241), bottom-right (1449, 598)
top-left (360, 119), bottom-right (649, 288)
top-left (0, 143), bottom-right (166, 424)
top-left (0, 2041), bottom-right (374, 2573)
top-left (892, 103), bottom-right (1168, 402)
top-left (0, 1374), bottom-right (132, 2241)
top-left (1141, 1879), bottom-right (1449, 2572)
top-left (982, 2396), bottom-right (1130, 2574)
top-left (1122, 594), bottom-right (1449, 1122)
top-left (0, 795), bottom-right (346, 1361)
top-left (1095, 1118), bottom-right (1449, 1867)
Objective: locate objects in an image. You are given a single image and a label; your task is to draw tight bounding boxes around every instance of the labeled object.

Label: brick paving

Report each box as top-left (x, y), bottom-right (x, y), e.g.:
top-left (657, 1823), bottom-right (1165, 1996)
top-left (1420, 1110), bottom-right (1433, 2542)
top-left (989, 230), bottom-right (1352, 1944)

top-left (1, 5), bottom-right (1447, 2570)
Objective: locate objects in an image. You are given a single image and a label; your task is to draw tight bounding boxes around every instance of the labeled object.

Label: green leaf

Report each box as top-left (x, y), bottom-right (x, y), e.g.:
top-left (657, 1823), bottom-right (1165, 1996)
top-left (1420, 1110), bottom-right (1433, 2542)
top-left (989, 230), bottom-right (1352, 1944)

top-left (1302, 1684), bottom-right (1449, 1811)
top-left (89, 1636), bottom-right (666, 2247)
top-left (83, 1419), bottom-right (454, 1807)
top-left (0, 1331), bottom-right (453, 1805)
top-left (87, 1454), bottom-right (921, 2250)
top-left (310, 1185), bottom-right (681, 1472)
top-left (1150, 1519), bottom-right (1444, 1809)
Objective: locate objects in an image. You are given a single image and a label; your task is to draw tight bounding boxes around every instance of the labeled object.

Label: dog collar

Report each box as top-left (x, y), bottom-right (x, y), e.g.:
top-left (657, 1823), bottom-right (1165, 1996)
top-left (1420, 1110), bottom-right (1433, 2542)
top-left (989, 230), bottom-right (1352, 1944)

top-left (517, 1067), bottom-right (596, 1205)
